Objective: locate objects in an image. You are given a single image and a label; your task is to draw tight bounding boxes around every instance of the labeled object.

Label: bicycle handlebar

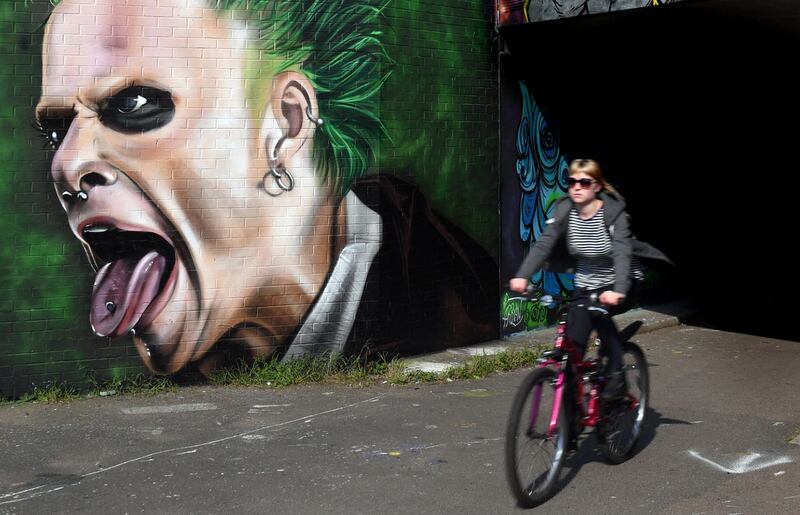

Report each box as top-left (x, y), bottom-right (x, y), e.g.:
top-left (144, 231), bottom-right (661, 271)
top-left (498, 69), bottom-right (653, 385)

top-left (507, 285), bottom-right (601, 308)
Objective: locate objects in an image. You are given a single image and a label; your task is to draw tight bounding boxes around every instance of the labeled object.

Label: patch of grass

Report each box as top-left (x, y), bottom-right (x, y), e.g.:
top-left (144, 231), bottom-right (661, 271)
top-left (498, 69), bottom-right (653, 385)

top-left (209, 346), bottom-right (546, 388)
top-left (86, 373), bottom-right (178, 397)
top-left (392, 345), bottom-right (547, 385)
top-left (208, 353), bottom-right (396, 387)
top-left (16, 383), bottom-right (79, 404)
top-left (0, 374), bottom-right (179, 406)
top-left (1, 346), bottom-right (547, 404)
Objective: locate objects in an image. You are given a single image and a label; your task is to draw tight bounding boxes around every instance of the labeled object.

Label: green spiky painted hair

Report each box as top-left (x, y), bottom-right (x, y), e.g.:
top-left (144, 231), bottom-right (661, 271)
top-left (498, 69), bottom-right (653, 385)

top-left (49, 0), bottom-right (393, 195)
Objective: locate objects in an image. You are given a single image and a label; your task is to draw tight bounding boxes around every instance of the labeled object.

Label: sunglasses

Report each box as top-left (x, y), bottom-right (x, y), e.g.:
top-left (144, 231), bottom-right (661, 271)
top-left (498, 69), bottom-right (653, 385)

top-left (567, 177), bottom-right (596, 188)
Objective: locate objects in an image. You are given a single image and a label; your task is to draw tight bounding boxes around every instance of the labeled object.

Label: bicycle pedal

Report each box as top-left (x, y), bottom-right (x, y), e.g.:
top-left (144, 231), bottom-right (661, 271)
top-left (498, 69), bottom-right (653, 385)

top-left (540, 349), bottom-right (565, 360)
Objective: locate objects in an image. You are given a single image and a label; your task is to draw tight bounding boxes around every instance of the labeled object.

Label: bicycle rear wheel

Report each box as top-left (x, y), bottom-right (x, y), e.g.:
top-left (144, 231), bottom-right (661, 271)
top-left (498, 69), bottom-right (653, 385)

top-left (505, 367), bottom-right (567, 507)
top-left (599, 342), bottom-right (649, 463)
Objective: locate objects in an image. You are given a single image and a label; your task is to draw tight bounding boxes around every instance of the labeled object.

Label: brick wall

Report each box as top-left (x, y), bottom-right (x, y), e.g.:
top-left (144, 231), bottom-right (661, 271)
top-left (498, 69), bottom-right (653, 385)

top-left (0, 0), bottom-right (498, 399)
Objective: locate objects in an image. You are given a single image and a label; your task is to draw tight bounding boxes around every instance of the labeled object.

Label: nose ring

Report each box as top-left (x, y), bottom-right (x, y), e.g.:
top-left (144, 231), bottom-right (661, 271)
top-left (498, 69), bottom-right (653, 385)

top-left (61, 190), bottom-right (89, 202)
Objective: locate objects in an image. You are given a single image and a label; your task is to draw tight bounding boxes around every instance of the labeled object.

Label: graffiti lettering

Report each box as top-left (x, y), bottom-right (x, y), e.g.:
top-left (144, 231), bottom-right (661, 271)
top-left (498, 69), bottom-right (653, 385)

top-left (501, 293), bottom-right (523, 329)
top-left (501, 292), bottom-right (550, 331)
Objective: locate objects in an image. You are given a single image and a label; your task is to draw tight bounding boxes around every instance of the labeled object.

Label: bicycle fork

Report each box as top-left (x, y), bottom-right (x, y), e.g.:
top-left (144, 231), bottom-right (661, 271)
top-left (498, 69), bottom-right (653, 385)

top-left (528, 366), bottom-right (567, 438)
top-left (549, 370), bottom-right (566, 437)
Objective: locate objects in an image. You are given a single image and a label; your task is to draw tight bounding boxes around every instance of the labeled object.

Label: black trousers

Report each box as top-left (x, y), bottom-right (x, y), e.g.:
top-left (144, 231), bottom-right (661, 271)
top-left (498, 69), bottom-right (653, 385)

top-left (565, 282), bottom-right (641, 372)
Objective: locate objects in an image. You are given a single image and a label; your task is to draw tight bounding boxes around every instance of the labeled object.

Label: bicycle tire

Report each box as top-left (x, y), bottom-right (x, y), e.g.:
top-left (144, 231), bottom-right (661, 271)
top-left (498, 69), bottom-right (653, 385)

top-left (598, 342), bottom-right (649, 464)
top-left (505, 367), bottom-right (568, 507)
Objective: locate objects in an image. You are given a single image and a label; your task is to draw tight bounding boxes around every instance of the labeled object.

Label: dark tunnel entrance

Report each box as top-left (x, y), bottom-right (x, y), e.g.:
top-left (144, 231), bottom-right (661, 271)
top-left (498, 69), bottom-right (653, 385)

top-left (500, 0), bottom-right (800, 341)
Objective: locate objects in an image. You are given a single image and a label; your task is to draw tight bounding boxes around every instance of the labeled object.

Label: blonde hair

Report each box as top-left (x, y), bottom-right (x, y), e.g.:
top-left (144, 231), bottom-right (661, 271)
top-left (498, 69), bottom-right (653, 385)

top-left (568, 159), bottom-right (617, 194)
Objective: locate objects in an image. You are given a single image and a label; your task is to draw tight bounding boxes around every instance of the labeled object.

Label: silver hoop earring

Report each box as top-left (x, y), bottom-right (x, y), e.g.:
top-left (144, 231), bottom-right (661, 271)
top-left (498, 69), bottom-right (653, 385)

top-left (263, 136), bottom-right (294, 197)
top-left (262, 161), bottom-right (294, 197)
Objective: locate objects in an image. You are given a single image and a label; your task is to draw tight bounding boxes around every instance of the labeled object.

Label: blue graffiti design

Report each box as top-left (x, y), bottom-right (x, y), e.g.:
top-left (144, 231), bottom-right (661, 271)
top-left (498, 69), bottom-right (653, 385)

top-left (515, 81), bottom-right (573, 296)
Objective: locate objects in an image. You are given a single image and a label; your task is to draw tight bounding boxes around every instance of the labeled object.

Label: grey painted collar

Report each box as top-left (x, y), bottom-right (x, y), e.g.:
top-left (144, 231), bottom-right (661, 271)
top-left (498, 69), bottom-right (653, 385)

top-left (282, 191), bottom-right (382, 359)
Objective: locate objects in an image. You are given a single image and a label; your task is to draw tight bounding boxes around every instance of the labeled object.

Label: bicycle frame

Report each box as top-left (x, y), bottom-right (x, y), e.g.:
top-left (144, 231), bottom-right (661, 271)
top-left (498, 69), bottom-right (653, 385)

top-left (505, 292), bottom-right (650, 508)
top-left (534, 318), bottom-right (639, 438)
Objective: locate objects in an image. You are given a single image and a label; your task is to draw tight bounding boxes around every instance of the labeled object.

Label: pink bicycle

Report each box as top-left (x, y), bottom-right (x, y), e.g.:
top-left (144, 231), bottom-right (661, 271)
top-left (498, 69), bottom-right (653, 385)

top-left (504, 292), bottom-right (649, 507)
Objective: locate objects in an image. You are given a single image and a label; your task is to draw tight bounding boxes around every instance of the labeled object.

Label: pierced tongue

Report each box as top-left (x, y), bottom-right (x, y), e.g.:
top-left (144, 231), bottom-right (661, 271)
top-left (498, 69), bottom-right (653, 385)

top-left (90, 250), bottom-right (167, 338)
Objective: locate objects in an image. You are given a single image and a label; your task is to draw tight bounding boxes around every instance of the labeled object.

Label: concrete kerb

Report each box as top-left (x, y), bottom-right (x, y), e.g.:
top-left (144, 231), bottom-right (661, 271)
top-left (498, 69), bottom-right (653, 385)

top-left (402, 298), bottom-right (700, 374)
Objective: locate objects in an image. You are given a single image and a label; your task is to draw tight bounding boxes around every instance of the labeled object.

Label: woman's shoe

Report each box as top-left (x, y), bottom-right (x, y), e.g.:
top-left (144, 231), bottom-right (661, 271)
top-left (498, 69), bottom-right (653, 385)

top-left (601, 371), bottom-right (627, 400)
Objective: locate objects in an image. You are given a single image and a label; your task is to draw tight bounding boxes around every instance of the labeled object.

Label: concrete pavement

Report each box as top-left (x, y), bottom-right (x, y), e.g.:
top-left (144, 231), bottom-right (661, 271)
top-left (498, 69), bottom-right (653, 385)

top-left (6, 299), bottom-right (800, 514)
top-left (403, 298), bottom-right (700, 374)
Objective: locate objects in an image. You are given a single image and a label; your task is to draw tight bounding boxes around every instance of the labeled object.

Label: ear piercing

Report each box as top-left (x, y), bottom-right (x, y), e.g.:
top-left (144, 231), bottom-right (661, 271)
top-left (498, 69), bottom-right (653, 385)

top-left (261, 83), bottom-right (322, 197)
top-left (263, 136), bottom-right (295, 197)
top-left (286, 80), bottom-right (323, 127)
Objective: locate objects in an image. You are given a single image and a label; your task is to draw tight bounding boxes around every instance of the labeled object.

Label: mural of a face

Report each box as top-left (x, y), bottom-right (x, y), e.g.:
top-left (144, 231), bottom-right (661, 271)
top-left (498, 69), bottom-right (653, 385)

top-left (36, 0), bottom-right (333, 373)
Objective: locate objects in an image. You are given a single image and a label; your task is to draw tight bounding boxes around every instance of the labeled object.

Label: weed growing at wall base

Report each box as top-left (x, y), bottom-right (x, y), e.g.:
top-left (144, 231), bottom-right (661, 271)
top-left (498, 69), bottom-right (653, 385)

top-left (208, 353), bottom-right (396, 387)
top-left (0, 375), bottom-right (178, 405)
top-left (0, 347), bottom-right (547, 404)
top-left (397, 346), bottom-right (547, 384)
top-left (208, 347), bottom-right (548, 387)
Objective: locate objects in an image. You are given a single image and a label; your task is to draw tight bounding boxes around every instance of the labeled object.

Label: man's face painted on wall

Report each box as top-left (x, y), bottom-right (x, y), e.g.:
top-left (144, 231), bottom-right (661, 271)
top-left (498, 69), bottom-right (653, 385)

top-left (36, 0), bottom-right (328, 373)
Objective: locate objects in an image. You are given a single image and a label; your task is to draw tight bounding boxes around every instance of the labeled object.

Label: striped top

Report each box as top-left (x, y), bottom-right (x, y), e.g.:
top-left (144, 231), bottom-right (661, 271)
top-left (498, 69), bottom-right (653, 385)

top-left (567, 207), bottom-right (644, 290)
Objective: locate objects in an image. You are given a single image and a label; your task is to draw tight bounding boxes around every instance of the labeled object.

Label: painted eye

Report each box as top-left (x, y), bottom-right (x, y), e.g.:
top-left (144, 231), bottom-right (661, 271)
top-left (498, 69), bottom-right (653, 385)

top-left (33, 114), bottom-right (74, 151)
top-left (118, 94), bottom-right (147, 114)
top-left (100, 86), bottom-right (175, 134)
top-left (48, 129), bottom-right (61, 147)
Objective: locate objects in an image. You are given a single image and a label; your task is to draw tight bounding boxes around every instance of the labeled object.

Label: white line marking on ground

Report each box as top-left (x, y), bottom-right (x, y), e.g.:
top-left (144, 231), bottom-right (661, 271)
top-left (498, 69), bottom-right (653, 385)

top-left (687, 450), bottom-right (793, 474)
top-left (0, 395), bottom-right (383, 506)
top-left (121, 403), bottom-right (218, 415)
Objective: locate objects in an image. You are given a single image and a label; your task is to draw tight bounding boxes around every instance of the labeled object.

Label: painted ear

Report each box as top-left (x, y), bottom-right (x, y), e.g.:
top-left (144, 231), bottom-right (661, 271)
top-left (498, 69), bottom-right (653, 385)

top-left (267, 72), bottom-right (321, 162)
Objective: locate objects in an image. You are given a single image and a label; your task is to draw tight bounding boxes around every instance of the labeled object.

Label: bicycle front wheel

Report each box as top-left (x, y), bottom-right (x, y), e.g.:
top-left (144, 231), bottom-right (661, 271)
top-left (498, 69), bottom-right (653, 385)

top-left (505, 367), bottom-right (567, 507)
top-left (599, 341), bottom-right (649, 463)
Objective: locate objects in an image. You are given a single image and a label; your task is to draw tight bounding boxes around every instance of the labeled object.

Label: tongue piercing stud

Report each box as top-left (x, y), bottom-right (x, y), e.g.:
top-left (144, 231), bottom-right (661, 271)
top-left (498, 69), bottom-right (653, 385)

top-left (105, 301), bottom-right (116, 313)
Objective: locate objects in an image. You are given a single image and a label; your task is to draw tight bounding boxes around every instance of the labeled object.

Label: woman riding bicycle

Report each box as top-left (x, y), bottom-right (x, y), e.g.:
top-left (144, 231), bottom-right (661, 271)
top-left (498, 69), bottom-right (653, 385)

top-left (509, 158), bottom-right (671, 400)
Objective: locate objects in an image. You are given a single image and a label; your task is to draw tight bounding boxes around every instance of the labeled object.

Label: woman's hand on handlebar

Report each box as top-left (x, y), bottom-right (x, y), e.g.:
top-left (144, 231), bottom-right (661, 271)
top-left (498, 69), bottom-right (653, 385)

top-left (599, 291), bottom-right (625, 306)
top-left (509, 278), bottom-right (529, 293)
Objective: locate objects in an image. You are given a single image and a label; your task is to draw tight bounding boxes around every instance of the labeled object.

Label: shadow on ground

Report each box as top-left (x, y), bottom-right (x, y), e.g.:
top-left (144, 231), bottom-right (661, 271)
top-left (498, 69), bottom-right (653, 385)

top-left (519, 407), bottom-right (689, 510)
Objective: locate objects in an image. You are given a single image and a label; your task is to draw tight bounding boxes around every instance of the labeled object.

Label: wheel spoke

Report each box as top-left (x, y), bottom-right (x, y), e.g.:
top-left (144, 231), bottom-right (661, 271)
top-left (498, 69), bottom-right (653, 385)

top-left (505, 368), bottom-right (567, 506)
top-left (599, 343), bottom-right (648, 464)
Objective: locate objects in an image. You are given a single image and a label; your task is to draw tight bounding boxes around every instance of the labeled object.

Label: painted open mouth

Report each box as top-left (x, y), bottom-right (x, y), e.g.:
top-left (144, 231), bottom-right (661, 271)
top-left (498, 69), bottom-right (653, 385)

top-left (82, 223), bottom-right (178, 338)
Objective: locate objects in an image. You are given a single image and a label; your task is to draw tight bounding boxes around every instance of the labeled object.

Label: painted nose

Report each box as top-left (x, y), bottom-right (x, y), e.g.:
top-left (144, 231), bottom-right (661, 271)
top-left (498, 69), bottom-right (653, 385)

top-left (51, 115), bottom-right (117, 200)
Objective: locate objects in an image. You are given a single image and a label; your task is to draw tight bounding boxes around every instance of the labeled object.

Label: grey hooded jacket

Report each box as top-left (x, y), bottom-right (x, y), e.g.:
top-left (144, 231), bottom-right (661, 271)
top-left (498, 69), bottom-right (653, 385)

top-left (514, 191), bottom-right (673, 295)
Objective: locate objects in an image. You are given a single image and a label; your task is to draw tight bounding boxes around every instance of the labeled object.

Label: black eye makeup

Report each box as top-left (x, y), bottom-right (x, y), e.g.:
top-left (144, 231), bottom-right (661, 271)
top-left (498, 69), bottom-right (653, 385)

top-left (98, 85), bottom-right (175, 134)
top-left (33, 111), bottom-right (75, 152)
